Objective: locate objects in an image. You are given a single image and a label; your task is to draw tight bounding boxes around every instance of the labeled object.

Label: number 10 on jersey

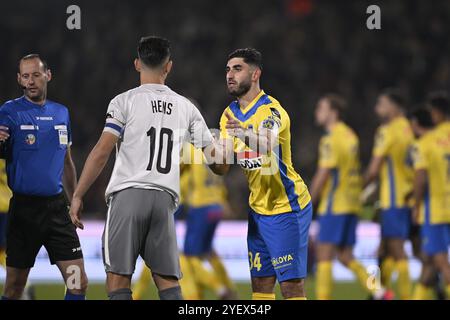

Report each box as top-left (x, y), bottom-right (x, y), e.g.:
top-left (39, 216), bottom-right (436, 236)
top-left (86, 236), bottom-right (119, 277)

top-left (147, 126), bottom-right (173, 174)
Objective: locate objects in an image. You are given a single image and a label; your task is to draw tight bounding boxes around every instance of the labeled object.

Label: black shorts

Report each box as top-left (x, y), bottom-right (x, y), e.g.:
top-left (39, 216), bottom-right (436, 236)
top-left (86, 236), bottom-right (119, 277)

top-left (6, 192), bottom-right (83, 269)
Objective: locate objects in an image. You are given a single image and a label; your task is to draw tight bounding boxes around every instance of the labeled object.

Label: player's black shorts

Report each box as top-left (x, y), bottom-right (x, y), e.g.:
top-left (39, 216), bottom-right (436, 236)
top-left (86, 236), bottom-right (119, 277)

top-left (6, 192), bottom-right (83, 269)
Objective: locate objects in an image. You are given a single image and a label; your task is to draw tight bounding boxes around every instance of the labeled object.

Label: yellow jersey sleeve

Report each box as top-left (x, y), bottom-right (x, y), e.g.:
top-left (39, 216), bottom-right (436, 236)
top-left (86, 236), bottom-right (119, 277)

top-left (219, 108), bottom-right (231, 139)
top-left (372, 126), bottom-right (392, 157)
top-left (318, 136), bottom-right (337, 168)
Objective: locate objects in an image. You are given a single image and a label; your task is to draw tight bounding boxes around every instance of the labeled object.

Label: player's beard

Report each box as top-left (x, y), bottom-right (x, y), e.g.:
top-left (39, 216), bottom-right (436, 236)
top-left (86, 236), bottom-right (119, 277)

top-left (228, 79), bottom-right (251, 98)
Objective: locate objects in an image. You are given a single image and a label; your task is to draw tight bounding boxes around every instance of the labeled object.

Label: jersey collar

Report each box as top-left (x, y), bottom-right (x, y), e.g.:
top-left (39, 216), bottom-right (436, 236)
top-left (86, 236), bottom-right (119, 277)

top-left (229, 90), bottom-right (270, 122)
top-left (20, 96), bottom-right (47, 109)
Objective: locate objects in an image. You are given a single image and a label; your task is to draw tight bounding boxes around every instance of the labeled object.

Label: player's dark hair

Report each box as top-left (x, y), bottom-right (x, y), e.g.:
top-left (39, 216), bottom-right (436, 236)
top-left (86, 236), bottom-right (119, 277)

top-left (323, 93), bottom-right (347, 119)
top-left (18, 54), bottom-right (48, 72)
top-left (137, 36), bottom-right (171, 68)
top-left (228, 48), bottom-right (263, 70)
top-left (409, 108), bottom-right (434, 129)
top-left (380, 88), bottom-right (406, 109)
top-left (427, 91), bottom-right (450, 116)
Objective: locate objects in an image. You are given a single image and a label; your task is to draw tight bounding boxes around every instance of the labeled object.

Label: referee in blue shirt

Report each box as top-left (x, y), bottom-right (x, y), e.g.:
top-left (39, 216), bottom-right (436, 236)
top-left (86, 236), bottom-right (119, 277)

top-left (0, 54), bottom-right (88, 300)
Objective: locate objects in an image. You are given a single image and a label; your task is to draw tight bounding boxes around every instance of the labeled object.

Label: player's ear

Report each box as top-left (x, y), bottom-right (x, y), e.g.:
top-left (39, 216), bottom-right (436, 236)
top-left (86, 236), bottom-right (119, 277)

top-left (17, 73), bottom-right (21, 86)
top-left (252, 68), bottom-right (261, 82)
top-left (134, 58), bottom-right (141, 72)
top-left (165, 60), bottom-right (173, 75)
top-left (46, 69), bottom-right (52, 82)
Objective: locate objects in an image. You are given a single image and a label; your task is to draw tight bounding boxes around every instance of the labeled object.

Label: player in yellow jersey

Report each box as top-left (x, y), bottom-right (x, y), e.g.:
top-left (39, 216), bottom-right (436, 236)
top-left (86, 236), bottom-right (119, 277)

top-left (408, 108), bottom-right (445, 300)
top-left (364, 89), bottom-right (414, 299)
top-left (213, 48), bottom-right (312, 300)
top-left (310, 94), bottom-right (378, 299)
top-left (0, 159), bottom-right (11, 272)
top-left (412, 93), bottom-right (450, 300)
top-left (180, 143), bottom-right (237, 299)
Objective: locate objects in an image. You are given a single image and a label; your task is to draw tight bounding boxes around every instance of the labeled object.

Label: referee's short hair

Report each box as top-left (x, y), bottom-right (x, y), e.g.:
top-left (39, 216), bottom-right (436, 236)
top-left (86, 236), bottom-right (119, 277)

top-left (137, 36), bottom-right (171, 68)
top-left (427, 91), bottom-right (450, 116)
top-left (18, 54), bottom-right (48, 72)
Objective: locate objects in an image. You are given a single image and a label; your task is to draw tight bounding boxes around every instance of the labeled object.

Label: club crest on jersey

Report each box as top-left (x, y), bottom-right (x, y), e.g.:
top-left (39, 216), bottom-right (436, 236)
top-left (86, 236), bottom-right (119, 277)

top-left (25, 134), bottom-right (36, 145)
top-left (237, 151), bottom-right (262, 170)
top-left (262, 118), bottom-right (275, 130)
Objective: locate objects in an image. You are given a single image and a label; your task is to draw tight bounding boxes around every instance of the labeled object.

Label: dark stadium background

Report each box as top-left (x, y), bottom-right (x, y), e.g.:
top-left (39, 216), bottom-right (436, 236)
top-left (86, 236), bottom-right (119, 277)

top-left (1, 0), bottom-right (449, 218)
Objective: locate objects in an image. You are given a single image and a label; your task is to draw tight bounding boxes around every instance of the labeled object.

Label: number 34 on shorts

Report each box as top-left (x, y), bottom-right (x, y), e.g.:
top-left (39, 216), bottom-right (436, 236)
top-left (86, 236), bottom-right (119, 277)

top-left (249, 251), bottom-right (262, 272)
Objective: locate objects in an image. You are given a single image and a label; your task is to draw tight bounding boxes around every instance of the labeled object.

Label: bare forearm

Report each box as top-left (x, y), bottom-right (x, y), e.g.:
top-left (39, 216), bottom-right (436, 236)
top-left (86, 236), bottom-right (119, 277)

top-left (73, 147), bottom-right (110, 199)
top-left (310, 168), bottom-right (330, 207)
top-left (364, 157), bottom-right (383, 187)
top-left (413, 170), bottom-right (427, 210)
top-left (63, 160), bottom-right (77, 202)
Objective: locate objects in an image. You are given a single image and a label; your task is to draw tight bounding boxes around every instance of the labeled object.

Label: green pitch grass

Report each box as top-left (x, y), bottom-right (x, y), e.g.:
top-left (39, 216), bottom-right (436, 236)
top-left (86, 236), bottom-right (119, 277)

top-left (0, 280), bottom-right (372, 300)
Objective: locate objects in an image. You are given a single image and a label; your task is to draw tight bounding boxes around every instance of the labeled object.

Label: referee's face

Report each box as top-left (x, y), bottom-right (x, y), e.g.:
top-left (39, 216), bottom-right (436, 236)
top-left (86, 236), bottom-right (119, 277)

top-left (18, 58), bottom-right (51, 103)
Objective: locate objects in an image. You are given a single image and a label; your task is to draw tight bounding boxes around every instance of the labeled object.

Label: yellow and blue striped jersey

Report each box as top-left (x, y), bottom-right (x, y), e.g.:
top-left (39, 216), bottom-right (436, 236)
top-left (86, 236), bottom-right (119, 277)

top-left (0, 159), bottom-right (11, 213)
top-left (412, 122), bottom-right (450, 225)
top-left (181, 143), bottom-right (227, 208)
top-left (317, 122), bottom-right (362, 215)
top-left (220, 90), bottom-right (311, 215)
top-left (372, 116), bottom-right (414, 209)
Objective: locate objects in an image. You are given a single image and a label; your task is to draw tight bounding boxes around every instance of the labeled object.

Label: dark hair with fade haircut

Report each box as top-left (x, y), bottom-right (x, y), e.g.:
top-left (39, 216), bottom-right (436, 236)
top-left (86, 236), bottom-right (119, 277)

top-left (323, 93), bottom-right (347, 118)
top-left (427, 91), bottom-right (450, 116)
top-left (409, 108), bottom-right (434, 129)
top-left (380, 88), bottom-right (407, 109)
top-left (228, 48), bottom-right (263, 70)
top-left (18, 54), bottom-right (48, 72)
top-left (137, 36), bottom-right (171, 68)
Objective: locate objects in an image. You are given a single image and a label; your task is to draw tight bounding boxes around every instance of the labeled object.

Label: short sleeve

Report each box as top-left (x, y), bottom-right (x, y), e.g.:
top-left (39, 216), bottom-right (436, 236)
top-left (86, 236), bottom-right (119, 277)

top-left (372, 126), bottom-right (391, 157)
top-left (103, 96), bottom-right (127, 137)
top-left (67, 111), bottom-right (73, 146)
top-left (0, 107), bottom-right (15, 130)
top-left (188, 103), bottom-right (213, 149)
top-left (318, 136), bottom-right (338, 168)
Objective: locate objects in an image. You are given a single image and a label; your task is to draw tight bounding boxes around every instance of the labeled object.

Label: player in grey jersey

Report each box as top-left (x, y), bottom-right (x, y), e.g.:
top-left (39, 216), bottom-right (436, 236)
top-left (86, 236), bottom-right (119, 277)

top-left (69, 36), bottom-right (228, 300)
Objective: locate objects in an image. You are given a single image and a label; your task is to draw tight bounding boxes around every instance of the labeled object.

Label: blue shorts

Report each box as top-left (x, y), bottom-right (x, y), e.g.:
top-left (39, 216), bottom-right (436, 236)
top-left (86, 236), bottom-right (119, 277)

top-left (421, 223), bottom-right (450, 256)
top-left (183, 204), bottom-right (223, 256)
top-left (247, 202), bottom-right (313, 282)
top-left (173, 204), bottom-right (185, 220)
top-left (318, 213), bottom-right (358, 247)
top-left (0, 213), bottom-right (7, 248)
top-left (381, 207), bottom-right (411, 239)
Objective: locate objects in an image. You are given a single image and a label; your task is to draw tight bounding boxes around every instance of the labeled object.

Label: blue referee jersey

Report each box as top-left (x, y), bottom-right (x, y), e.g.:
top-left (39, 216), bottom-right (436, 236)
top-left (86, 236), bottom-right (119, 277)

top-left (0, 96), bottom-right (72, 196)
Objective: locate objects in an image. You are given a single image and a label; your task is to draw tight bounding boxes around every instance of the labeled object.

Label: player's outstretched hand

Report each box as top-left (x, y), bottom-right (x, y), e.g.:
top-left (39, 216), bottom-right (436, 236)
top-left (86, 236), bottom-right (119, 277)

top-left (0, 126), bottom-right (10, 142)
top-left (69, 196), bottom-right (84, 230)
top-left (225, 112), bottom-right (245, 138)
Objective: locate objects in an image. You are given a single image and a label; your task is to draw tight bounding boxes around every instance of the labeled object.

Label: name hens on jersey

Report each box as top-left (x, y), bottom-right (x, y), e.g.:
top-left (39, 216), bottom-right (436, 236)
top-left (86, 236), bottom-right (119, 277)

top-left (151, 100), bottom-right (172, 115)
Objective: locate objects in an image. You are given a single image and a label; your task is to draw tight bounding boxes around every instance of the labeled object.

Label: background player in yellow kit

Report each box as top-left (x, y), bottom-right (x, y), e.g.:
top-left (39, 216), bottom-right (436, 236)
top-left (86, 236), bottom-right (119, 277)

top-left (364, 89), bottom-right (414, 299)
top-left (408, 108), bottom-right (444, 300)
top-left (0, 159), bottom-right (11, 272)
top-left (310, 94), bottom-right (377, 299)
top-left (179, 143), bottom-right (237, 299)
top-left (132, 162), bottom-right (193, 300)
top-left (132, 143), bottom-right (236, 300)
top-left (214, 48), bottom-right (312, 300)
top-left (412, 93), bottom-right (450, 300)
